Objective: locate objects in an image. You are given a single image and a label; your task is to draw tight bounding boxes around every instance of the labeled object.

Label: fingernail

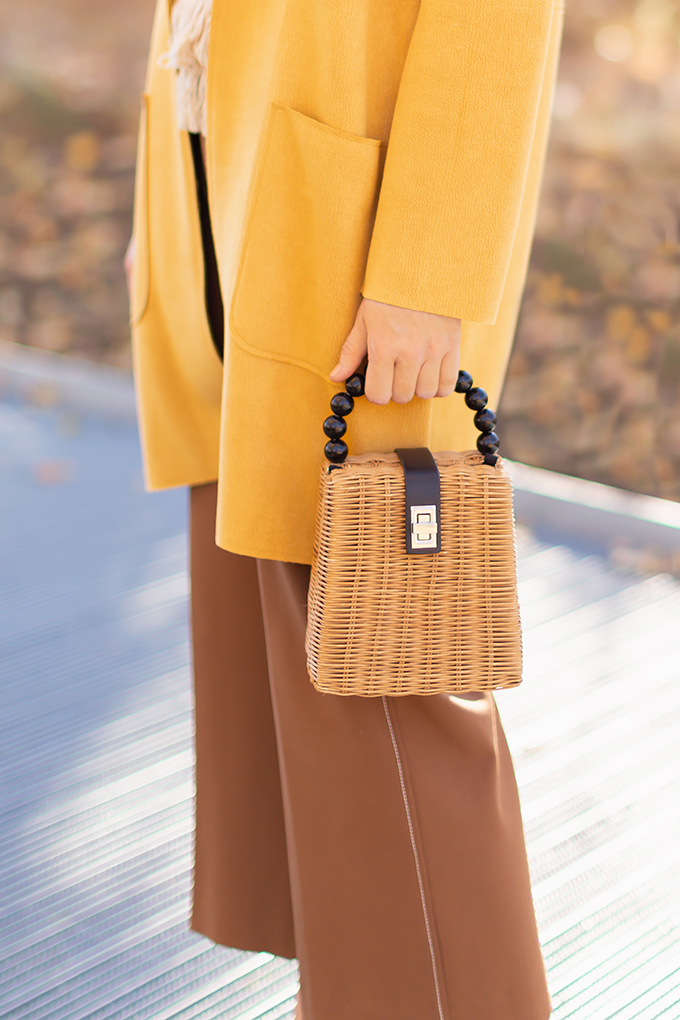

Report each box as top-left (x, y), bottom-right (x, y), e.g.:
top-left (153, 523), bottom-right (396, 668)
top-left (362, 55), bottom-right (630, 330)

top-left (330, 364), bottom-right (340, 378)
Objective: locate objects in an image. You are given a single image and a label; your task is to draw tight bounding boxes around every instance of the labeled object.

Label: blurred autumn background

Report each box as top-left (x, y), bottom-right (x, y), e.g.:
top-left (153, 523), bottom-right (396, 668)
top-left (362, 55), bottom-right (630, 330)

top-left (0, 0), bottom-right (153, 364)
top-left (1, 0), bottom-right (680, 501)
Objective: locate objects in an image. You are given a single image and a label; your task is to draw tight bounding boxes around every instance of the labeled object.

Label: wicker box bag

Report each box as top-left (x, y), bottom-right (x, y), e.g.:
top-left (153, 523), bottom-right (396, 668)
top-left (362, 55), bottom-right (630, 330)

top-left (305, 370), bottom-right (522, 697)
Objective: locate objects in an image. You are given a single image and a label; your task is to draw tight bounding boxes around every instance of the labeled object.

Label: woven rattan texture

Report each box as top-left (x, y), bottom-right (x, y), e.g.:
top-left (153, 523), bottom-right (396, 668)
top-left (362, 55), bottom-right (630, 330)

top-left (306, 451), bottom-right (522, 696)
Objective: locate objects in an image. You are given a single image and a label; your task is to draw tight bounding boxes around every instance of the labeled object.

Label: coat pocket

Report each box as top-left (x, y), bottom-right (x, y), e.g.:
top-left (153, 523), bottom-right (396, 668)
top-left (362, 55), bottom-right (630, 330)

top-left (230, 103), bottom-right (384, 377)
top-left (130, 94), bottom-right (150, 325)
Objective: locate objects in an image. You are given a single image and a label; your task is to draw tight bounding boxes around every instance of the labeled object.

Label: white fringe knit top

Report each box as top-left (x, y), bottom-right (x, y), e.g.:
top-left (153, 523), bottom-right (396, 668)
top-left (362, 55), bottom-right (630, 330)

top-left (159, 0), bottom-right (213, 137)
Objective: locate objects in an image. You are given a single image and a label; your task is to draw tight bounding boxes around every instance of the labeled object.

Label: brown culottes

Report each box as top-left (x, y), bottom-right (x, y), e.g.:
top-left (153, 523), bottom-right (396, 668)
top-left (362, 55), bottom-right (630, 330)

top-left (189, 482), bottom-right (551, 1020)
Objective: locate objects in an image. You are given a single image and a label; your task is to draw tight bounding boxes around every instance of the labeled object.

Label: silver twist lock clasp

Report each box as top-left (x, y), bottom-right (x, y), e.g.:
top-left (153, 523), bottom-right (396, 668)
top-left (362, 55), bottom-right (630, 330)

top-left (410, 505), bottom-right (438, 550)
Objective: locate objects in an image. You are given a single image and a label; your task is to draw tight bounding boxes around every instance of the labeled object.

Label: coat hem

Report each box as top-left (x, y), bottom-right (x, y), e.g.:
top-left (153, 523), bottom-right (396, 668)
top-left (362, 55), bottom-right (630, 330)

top-left (144, 473), bottom-right (218, 493)
top-left (214, 532), bottom-right (313, 566)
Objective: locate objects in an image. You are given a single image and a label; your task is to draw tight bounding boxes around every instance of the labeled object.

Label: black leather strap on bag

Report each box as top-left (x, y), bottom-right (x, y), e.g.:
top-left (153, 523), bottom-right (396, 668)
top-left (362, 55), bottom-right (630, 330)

top-left (395, 447), bottom-right (441, 554)
top-left (321, 368), bottom-right (501, 556)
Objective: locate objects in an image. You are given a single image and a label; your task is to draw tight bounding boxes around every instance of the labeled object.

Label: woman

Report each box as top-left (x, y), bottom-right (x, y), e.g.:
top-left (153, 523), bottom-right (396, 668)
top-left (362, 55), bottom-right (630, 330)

top-left (128, 1), bottom-right (564, 1017)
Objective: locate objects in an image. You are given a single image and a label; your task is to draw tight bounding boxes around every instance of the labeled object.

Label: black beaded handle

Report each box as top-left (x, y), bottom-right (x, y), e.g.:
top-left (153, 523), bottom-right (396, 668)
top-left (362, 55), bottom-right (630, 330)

top-left (323, 369), bottom-right (500, 466)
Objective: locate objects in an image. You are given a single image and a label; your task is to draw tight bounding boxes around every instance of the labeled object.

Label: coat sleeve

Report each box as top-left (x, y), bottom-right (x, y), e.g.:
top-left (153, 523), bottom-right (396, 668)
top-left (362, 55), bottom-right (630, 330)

top-left (362, 0), bottom-right (557, 325)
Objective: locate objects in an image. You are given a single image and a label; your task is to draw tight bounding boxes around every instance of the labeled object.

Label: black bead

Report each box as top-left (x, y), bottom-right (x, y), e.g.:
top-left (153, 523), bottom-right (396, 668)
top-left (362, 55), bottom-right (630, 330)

top-left (473, 408), bottom-right (497, 434)
top-left (345, 373), bottom-right (365, 398)
top-left (324, 439), bottom-right (349, 463)
top-left (323, 415), bottom-right (347, 440)
top-left (330, 392), bottom-right (355, 417)
top-left (476, 431), bottom-right (499, 455)
top-left (455, 370), bottom-right (473, 393)
top-left (465, 387), bottom-right (488, 411)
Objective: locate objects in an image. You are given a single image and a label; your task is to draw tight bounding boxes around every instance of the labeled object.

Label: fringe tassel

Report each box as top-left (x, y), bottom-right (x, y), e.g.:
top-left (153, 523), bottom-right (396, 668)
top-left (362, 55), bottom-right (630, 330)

top-left (158, 0), bottom-right (213, 136)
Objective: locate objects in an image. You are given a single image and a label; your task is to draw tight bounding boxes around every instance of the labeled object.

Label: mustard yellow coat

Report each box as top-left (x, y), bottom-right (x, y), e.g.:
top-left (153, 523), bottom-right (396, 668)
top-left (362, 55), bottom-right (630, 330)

top-left (131, 0), bottom-right (564, 564)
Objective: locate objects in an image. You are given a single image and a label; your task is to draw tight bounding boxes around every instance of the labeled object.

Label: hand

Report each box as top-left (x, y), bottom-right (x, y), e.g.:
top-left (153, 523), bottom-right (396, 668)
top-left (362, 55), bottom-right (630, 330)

top-left (330, 297), bottom-right (461, 405)
top-left (124, 236), bottom-right (136, 297)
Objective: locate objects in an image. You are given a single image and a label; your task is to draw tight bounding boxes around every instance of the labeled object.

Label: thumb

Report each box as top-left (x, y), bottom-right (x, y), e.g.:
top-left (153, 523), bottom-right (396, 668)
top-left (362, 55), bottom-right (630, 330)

top-left (330, 313), bottom-right (368, 382)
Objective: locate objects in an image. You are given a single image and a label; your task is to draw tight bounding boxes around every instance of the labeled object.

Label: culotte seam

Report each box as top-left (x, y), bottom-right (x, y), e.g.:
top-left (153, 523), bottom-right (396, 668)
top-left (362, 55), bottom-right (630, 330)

top-left (381, 696), bottom-right (447, 1020)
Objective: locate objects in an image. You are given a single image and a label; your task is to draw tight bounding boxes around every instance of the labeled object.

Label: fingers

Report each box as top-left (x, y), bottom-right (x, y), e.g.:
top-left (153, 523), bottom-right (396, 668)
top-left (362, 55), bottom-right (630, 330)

top-left (364, 349), bottom-right (395, 405)
top-left (436, 349), bottom-right (461, 397)
top-left (390, 352), bottom-right (452, 404)
top-left (415, 358), bottom-right (443, 400)
top-left (331, 297), bottom-right (462, 405)
top-left (391, 349), bottom-right (422, 403)
top-left (330, 309), bottom-right (368, 383)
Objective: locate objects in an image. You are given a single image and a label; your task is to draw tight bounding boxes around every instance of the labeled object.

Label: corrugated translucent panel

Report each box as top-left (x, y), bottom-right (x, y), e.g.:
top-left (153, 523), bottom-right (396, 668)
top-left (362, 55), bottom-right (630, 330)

top-left (1, 377), bottom-right (678, 1019)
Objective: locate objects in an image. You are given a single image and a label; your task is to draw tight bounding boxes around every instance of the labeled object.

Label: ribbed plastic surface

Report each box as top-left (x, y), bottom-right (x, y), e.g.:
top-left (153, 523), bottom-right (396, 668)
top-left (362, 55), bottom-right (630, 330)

top-left (1, 380), bottom-right (678, 1019)
top-left (498, 539), bottom-right (680, 1019)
